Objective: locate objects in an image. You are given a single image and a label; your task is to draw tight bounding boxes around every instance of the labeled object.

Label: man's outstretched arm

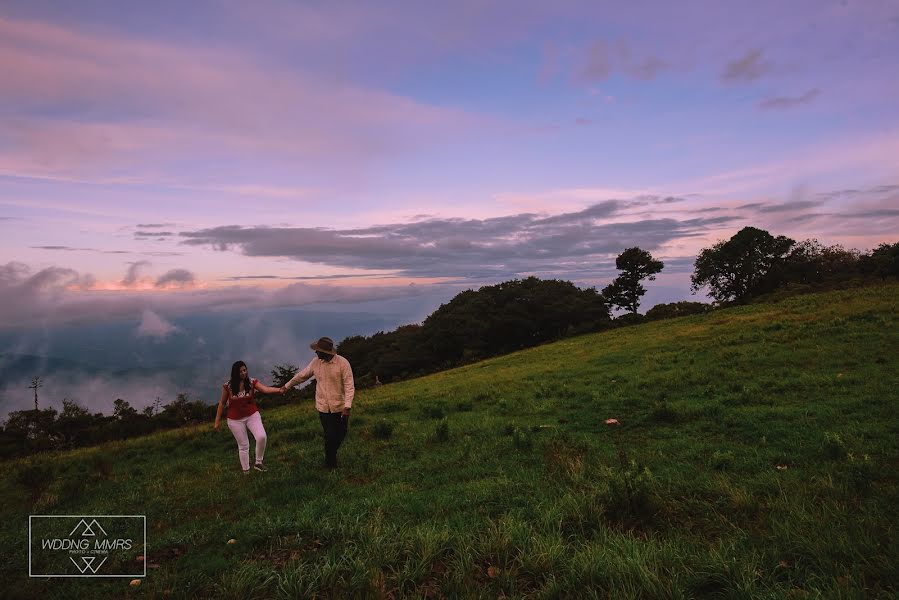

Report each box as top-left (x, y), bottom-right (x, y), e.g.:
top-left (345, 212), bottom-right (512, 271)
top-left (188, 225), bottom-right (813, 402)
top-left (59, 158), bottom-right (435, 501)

top-left (282, 360), bottom-right (315, 393)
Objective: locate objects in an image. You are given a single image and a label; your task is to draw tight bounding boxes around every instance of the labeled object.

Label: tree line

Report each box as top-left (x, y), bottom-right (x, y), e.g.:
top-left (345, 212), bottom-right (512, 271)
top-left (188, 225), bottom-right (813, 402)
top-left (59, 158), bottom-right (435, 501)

top-left (2, 227), bottom-right (895, 459)
top-left (0, 372), bottom-right (314, 459)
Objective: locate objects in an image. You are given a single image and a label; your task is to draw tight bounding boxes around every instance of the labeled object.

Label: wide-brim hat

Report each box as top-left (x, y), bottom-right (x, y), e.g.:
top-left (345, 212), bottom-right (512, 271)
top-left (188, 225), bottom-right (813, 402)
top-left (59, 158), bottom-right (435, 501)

top-left (310, 336), bottom-right (336, 355)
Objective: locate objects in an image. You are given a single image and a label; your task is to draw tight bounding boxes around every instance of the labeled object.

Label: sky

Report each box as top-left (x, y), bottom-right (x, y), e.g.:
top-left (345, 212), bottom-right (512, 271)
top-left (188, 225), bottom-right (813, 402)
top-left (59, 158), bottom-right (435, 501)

top-left (2, 0), bottom-right (899, 337)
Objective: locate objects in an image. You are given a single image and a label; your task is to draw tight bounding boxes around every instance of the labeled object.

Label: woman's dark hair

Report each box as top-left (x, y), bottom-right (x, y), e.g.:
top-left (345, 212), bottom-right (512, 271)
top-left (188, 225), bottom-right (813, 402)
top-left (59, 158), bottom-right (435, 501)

top-left (229, 361), bottom-right (251, 396)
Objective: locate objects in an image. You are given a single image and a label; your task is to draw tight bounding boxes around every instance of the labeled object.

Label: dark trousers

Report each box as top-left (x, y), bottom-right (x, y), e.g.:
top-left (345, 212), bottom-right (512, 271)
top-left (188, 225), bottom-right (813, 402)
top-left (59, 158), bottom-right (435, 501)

top-left (318, 411), bottom-right (348, 467)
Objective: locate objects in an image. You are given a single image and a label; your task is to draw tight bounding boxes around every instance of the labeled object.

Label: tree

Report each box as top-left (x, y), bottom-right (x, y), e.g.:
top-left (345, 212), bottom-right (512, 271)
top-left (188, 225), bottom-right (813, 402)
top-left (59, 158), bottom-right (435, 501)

top-left (29, 377), bottom-right (43, 411)
top-left (422, 277), bottom-right (611, 365)
top-left (859, 242), bottom-right (899, 279)
top-left (159, 393), bottom-right (208, 425)
top-left (113, 399), bottom-right (138, 420)
top-left (3, 407), bottom-right (59, 453)
top-left (270, 364), bottom-right (299, 387)
top-left (56, 399), bottom-right (98, 448)
top-left (645, 301), bottom-right (711, 321)
top-left (761, 239), bottom-right (861, 292)
top-left (602, 247), bottom-right (664, 314)
top-left (691, 227), bottom-right (795, 303)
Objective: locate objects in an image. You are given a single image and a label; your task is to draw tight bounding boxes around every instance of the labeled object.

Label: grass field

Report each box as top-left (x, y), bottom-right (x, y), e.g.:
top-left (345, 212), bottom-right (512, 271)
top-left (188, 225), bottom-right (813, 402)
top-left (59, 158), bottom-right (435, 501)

top-left (2, 284), bottom-right (897, 599)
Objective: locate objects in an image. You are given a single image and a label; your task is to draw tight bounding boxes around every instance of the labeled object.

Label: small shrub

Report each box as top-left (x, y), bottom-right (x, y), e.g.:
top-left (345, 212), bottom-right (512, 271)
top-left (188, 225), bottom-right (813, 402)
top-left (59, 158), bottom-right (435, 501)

top-left (648, 402), bottom-right (680, 423)
top-left (708, 450), bottom-right (735, 471)
top-left (433, 419), bottom-right (449, 443)
top-left (602, 459), bottom-right (659, 526)
top-left (512, 427), bottom-right (532, 450)
top-left (534, 384), bottom-right (553, 401)
top-left (372, 420), bottom-right (394, 440)
top-left (421, 404), bottom-right (445, 420)
top-left (88, 454), bottom-right (114, 480)
top-left (59, 475), bottom-right (87, 500)
top-left (16, 462), bottom-right (55, 501)
top-left (847, 453), bottom-right (874, 495)
top-left (823, 431), bottom-right (848, 460)
top-left (455, 401), bottom-right (473, 412)
top-left (472, 392), bottom-right (494, 403)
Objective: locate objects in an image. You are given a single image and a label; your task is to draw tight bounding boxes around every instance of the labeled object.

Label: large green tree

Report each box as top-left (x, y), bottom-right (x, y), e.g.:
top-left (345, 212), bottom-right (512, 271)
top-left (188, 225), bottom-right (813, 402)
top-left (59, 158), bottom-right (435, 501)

top-left (691, 227), bottom-right (795, 303)
top-left (859, 242), bottom-right (899, 279)
top-left (336, 277), bottom-right (612, 385)
top-left (602, 247), bottom-right (664, 314)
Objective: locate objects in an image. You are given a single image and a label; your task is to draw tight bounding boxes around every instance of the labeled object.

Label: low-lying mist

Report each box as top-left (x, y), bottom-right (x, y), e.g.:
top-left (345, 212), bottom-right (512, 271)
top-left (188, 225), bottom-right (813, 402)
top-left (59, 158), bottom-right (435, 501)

top-left (0, 304), bottom-right (432, 418)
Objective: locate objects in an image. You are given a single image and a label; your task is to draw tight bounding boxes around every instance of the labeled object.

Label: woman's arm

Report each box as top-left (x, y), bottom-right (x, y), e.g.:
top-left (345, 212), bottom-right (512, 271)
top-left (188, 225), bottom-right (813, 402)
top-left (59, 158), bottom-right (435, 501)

top-left (214, 386), bottom-right (227, 429)
top-left (253, 380), bottom-right (284, 395)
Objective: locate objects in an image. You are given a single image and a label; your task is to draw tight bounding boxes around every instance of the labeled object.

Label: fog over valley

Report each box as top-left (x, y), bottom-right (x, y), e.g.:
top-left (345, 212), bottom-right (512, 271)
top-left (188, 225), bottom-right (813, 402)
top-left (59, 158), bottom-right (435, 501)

top-left (0, 304), bottom-right (431, 417)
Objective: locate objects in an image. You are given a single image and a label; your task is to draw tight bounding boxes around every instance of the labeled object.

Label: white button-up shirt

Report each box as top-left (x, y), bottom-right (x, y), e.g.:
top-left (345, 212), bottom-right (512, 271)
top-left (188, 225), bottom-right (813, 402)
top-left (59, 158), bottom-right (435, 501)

top-left (284, 355), bottom-right (355, 413)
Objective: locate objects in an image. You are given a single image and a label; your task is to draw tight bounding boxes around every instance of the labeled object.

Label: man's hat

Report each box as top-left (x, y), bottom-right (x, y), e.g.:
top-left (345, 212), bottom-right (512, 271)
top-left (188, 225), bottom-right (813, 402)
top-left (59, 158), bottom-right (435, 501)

top-left (310, 337), bottom-right (336, 355)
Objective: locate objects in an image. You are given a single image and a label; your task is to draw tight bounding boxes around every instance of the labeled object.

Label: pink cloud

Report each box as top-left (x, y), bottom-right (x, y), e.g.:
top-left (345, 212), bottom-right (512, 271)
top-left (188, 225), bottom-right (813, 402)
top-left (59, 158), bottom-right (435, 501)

top-left (0, 15), bottom-right (487, 183)
top-left (0, 261), bottom-right (438, 329)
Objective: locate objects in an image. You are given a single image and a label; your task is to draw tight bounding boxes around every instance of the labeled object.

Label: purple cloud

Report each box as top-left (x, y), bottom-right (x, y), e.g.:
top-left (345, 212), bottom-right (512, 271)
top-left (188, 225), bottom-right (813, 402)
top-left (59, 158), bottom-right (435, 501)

top-left (155, 269), bottom-right (196, 289)
top-left (722, 49), bottom-right (773, 82)
top-left (179, 199), bottom-right (738, 279)
top-left (758, 89), bottom-right (821, 110)
top-left (0, 262), bottom-right (436, 329)
top-left (122, 261), bottom-right (151, 287)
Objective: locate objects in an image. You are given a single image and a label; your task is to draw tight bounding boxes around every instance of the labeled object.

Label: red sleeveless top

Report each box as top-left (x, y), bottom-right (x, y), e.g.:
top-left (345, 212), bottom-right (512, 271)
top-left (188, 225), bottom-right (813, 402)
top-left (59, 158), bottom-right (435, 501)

top-left (224, 378), bottom-right (259, 419)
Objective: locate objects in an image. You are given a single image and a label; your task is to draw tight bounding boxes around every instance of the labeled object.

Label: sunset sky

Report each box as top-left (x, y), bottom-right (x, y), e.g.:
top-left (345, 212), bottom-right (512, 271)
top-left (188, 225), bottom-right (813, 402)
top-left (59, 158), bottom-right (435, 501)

top-left (2, 0), bottom-right (898, 332)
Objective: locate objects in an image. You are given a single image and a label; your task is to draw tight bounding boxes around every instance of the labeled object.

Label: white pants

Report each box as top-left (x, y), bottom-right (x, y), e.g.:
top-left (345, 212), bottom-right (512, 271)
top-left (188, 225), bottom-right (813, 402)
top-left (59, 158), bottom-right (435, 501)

top-left (226, 411), bottom-right (267, 471)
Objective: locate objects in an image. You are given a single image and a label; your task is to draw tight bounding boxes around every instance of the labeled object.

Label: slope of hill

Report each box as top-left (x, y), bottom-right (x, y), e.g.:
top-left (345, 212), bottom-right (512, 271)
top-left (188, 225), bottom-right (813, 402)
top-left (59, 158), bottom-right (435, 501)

top-left (3, 284), bottom-right (897, 598)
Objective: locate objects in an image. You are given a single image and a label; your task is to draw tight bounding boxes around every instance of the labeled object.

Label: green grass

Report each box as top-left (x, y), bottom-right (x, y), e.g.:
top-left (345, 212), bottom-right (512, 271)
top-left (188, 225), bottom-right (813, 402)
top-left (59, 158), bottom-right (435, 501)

top-left (3, 284), bottom-right (898, 598)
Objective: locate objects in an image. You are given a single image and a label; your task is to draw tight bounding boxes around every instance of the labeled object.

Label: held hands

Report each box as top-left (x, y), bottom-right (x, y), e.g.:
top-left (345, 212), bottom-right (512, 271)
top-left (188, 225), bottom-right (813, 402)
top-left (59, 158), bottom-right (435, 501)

top-left (279, 386), bottom-right (287, 395)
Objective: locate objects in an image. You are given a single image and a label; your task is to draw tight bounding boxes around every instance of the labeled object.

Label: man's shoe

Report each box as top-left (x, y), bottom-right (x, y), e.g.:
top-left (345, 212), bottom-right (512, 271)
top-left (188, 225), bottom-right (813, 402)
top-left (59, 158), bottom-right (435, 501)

top-left (254, 462), bottom-right (268, 472)
top-left (242, 469), bottom-right (251, 476)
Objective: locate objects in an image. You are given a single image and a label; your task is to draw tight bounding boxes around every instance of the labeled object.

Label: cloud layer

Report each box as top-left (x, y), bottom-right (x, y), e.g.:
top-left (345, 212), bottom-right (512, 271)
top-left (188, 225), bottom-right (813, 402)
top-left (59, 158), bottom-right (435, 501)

top-left (0, 13), bottom-right (483, 185)
top-left (180, 198), bottom-right (737, 279)
top-left (0, 261), bottom-right (442, 330)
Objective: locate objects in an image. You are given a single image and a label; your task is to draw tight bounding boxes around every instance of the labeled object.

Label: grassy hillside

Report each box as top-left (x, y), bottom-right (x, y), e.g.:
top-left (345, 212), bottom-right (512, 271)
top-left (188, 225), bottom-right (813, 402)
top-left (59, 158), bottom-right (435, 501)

top-left (3, 284), bottom-right (897, 599)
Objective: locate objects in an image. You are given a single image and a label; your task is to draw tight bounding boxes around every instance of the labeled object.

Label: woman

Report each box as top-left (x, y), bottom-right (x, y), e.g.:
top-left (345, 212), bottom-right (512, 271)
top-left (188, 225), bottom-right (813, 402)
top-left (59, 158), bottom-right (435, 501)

top-left (214, 361), bottom-right (282, 474)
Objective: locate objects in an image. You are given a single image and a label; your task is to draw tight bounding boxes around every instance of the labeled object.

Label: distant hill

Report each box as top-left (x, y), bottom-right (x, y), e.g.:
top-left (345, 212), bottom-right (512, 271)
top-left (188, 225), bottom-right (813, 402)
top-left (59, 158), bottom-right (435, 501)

top-left (1, 283), bottom-right (896, 598)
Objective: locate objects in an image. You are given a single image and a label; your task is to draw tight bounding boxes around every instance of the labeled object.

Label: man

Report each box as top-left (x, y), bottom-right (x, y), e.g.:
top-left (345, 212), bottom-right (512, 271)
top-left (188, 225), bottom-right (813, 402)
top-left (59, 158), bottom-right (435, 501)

top-left (281, 337), bottom-right (355, 469)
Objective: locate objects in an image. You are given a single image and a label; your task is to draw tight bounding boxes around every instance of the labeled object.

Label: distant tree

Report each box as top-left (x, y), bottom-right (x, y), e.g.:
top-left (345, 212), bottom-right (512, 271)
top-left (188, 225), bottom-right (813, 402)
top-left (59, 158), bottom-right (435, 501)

top-left (613, 312), bottom-right (645, 327)
top-left (691, 227), bottom-right (795, 303)
top-left (337, 277), bottom-right (611, 386)
top-left (113, 399), bottom-right (138, 420)
top-left (339, 325), bottom-right (433, 385)
top-left (56, 399), bottom-right (99, 448)
top-left (270, 364), bottom-right (299, 387)
top-left (159, 393), bottom-right (210, 424)
top-left (3, 407), bottom-right (59, 453)
top-left (859, 242), bottom-right (899, 279)
top-left (602, 247), bottom-right (664, 314)
top-left (645, 301), bottom-right (711, 321)
top-left (28, 377), bottom-right (43, 411)
top-left (422, 277), bottom-right (611, 365)
top-left (775, 239), bottom-right (861, 288)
